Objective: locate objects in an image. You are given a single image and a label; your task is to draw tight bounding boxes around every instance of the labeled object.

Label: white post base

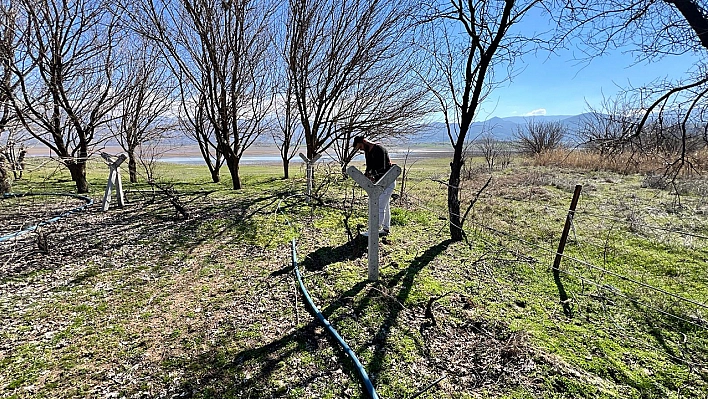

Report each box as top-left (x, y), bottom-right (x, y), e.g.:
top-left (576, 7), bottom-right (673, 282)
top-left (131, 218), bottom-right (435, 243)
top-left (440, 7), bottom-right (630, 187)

top-left (299, 153), bottom-right (321, 203)
top-left (101, 153), bottom-right (127, 212)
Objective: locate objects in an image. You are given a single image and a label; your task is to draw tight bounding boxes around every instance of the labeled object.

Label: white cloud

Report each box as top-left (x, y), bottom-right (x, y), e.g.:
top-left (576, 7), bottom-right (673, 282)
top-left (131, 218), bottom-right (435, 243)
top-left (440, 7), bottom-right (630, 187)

top-left (524, 108), bottom-right (547, 116)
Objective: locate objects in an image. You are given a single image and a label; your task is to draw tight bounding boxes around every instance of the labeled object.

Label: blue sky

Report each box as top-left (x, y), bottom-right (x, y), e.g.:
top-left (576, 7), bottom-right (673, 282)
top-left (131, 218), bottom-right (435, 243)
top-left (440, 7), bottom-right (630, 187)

top-left (473, 8), bottom-right (703, 120)
top-left (478, 50), bottom-right (699, 119)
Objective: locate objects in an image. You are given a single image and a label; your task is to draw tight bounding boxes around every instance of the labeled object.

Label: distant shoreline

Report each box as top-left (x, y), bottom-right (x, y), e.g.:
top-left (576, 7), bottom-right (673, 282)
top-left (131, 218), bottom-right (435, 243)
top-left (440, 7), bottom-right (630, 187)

top-left (24, 143), bottom-right (455, 164)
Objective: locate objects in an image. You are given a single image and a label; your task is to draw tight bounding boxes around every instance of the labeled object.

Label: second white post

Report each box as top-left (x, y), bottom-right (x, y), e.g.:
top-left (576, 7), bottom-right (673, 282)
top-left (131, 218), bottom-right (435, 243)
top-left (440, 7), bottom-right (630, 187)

top-left (299, 153), bottom-right (321, 202)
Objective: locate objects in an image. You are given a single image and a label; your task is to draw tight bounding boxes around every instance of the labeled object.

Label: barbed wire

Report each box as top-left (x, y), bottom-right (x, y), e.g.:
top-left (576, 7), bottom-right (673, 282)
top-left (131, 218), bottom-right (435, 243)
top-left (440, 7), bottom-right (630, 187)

top-left (557, 279), bottom-right (708, 369)
top-left (400, 188), bottom-right (708, 328)
top-left (556, 265), bottom-right (708, 335)
top-left (575, 210), bottom-right (708, 241)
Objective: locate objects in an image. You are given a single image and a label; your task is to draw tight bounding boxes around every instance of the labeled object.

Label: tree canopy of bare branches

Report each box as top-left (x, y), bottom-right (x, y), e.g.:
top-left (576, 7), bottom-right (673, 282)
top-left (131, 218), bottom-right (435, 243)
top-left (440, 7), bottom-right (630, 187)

top-left (3, 0), bottom-right (125, 193)
top-left (133, 0), bottom-right (277, 190)
top-left (559, 0), bottom-right (708, 176)
top-left (284, 0), bottom-right (430, 169)
top-left (111, 41), bottom-right (178, 183)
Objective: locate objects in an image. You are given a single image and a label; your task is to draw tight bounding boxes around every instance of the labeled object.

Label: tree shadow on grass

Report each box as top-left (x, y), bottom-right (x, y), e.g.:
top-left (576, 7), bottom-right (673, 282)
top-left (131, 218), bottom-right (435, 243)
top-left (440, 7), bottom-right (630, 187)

top-left (165, 280), bottom-right (371, 398)
top-left (629, 301), bottom-right (708, 385)
top-left (163, 240), bottom-right (452, 397)
top-left (300, 235), bottom-right (367, 271)
top-left (357, 240), bottom-right (452, 381)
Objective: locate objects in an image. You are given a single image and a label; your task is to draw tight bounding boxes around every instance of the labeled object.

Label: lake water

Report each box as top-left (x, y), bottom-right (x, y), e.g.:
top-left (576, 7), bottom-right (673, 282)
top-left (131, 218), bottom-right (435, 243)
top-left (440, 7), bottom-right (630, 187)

top-left (24, 144), bottom-right (453, 164)
top-left (160, 149), bottom-right (452, 165)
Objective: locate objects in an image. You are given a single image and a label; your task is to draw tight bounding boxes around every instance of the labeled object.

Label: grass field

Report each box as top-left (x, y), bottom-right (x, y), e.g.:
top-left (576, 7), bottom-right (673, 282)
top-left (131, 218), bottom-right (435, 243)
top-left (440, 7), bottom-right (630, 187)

top-left (1, 155), bottom-right (707, 398)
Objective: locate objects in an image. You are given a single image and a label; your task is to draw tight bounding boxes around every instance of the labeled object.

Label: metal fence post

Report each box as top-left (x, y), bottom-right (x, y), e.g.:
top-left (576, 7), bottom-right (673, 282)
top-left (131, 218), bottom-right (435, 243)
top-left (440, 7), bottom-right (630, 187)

top-left (553, 184), bottom-right (582, 315)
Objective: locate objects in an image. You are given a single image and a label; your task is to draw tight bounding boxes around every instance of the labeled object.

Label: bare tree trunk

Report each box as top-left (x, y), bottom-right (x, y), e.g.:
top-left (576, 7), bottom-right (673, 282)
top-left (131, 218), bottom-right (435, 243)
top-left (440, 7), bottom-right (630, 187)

top-left (210, 169), bottom-right (221, 183)
top-left (666, 0), bottom-right (708, 50)
top-left (448, 146), bottom-right (464, 241)
top-left (225, 155), bottom-right (241, 190)
top-left (128, 151), bottom-right (138, 183)
top-left (67, 162), bottom-right (89, 194)
top-left (283, 159), bottom-right (290, 179)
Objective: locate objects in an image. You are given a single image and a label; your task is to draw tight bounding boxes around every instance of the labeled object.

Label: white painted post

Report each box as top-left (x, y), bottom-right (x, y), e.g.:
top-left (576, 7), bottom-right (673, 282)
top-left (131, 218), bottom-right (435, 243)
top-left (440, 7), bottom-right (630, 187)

top-left (101, 152), bottom-right (127, 212)
top-left (346, 165), bottom-right (401, 281)
top-left (299, 153), bottom-right (321, 202)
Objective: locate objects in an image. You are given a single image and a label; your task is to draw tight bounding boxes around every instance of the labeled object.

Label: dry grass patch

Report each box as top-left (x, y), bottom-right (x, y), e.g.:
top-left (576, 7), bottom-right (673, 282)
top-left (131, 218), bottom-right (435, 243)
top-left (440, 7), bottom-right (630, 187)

top-left (528, 148), bottom-right (708, 176)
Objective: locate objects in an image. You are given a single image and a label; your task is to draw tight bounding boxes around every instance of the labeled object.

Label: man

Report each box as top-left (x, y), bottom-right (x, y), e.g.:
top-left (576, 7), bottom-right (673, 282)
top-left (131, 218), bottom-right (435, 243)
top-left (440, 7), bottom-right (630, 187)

top-left (352, 135), bottom-right (395, 236)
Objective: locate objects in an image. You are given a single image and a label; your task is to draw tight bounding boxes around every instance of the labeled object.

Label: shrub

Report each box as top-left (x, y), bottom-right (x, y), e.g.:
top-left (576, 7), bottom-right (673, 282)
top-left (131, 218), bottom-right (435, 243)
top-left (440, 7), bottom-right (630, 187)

top-left (514, 120), bottom-right (566, 155)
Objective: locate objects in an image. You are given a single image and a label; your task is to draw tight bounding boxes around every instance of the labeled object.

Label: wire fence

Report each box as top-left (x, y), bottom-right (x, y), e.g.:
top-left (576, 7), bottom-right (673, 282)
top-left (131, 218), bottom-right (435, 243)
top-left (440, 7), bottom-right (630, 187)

top-left (396, 176), bottom-right (708, 371)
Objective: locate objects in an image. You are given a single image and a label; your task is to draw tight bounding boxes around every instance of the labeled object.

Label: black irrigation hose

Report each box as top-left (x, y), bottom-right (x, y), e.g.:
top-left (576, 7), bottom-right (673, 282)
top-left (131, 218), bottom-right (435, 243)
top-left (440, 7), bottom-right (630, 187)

top-left (0, 192), bottom-right (94, 242)
top-left (290, 239), bottom-right (380, 399)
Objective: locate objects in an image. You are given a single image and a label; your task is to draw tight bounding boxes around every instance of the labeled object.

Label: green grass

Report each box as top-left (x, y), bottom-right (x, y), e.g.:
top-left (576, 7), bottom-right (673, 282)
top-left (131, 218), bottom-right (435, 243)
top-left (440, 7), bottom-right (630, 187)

top-left (1, 156), bottom-right (706, 398)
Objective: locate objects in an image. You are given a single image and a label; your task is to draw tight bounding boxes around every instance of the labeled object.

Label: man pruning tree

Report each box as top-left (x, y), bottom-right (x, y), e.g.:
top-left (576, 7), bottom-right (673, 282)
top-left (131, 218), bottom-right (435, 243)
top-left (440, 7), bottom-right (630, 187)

top-left (352, 136), bottom-right (395, 236)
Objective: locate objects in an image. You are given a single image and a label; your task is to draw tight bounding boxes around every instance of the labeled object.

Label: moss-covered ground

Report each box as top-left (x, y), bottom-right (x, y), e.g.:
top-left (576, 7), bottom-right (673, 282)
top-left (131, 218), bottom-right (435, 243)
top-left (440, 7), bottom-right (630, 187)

top-left (1, 156), bottom-right (706, 398)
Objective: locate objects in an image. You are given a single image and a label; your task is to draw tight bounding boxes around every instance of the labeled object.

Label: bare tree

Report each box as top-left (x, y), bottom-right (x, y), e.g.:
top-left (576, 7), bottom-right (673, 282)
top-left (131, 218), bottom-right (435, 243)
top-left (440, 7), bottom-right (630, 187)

top-left (133, 0), bottom-right (277, 190)
top-left (3, 0), bottom-right (126, 193)
top-left (578, 96), bottom-right (640, 155)
top-left (0, 0), bottom-right (27, 181)
top-left (271, 73), bottom-right (303, 179)
top-left (180, 92), bottom-right (224, 183)
top-left (285, 0), bottom-right (430, 169)
top-left (0, 0), bottom-right (18, 135)
top-left (420, 0), bottom-right (546, 241)
top-left (111, 43), bottom-right (178, 183)
top-left (514, 119), bottom-right (567, 155)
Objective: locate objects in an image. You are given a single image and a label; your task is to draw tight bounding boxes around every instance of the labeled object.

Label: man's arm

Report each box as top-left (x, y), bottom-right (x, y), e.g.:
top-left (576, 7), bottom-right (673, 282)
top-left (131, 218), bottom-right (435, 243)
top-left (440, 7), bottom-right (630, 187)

top-left (364, 151), bottom-right (373, 177)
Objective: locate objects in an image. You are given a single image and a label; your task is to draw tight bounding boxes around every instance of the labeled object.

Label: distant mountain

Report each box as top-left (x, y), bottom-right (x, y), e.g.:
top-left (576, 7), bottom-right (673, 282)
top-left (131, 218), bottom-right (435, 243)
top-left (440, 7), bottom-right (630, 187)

top-left (405, 113), bottom-right (595, 144)
top-left (17, 113), bottom-right (597, 153)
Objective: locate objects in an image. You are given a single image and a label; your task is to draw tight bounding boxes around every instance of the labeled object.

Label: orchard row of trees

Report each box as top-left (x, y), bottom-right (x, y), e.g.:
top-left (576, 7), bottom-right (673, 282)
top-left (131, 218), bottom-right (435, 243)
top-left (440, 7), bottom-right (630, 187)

top-left (0, 0), bottom-right (431, 192)
top-left (1, 0), bottom-right (707, 241)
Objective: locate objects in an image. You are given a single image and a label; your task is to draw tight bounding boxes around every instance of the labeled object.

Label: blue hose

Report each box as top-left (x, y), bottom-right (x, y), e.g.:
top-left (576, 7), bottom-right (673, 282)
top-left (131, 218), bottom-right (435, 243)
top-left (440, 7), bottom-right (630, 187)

top-left (0, 192), bottom-right (94, 242)
top-left (291, 239), bottom-right (380, 399)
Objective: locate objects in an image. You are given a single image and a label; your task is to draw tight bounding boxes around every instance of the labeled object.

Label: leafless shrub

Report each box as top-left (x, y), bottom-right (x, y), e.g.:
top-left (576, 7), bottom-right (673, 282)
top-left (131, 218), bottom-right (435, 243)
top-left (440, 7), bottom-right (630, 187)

top-left (397, 148), bottom-right (418, 202)
top-left (641, 174), bottom-right (670, 190)
top-left (478, 134), bottom-right (511, 171)
top-left (529, 148), bottom-right (702, 175)
top-left (612, 200), bottom-right (646, 234)
top-left (674, 177), bottom-right (708, 197)
top-left (461, 161), bottom-right (488, 181)
top-left (514, 120), bottom-right (566, 155)
top-left (137, 139), bottom-right (174, 183)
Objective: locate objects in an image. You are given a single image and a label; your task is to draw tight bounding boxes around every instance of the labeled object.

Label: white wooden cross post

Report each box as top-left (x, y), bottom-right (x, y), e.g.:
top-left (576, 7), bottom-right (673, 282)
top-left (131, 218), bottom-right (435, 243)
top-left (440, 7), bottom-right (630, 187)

top-left (100, 152), bottom-right (127, 212)
top-left (299, 153), bottom-right (322, 202)
top-left (346, 164), bottom-right (401, 281)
